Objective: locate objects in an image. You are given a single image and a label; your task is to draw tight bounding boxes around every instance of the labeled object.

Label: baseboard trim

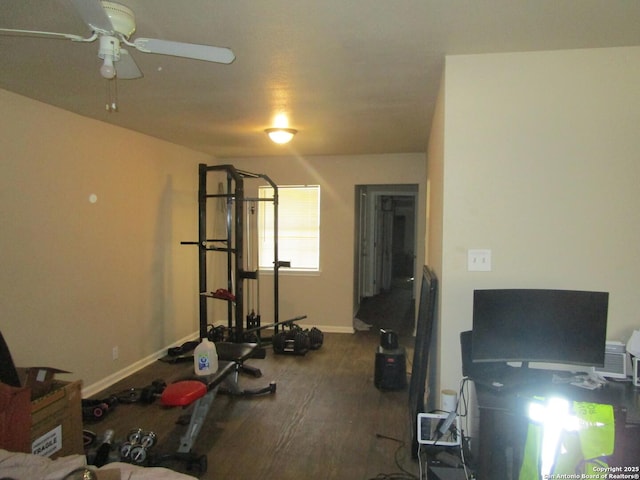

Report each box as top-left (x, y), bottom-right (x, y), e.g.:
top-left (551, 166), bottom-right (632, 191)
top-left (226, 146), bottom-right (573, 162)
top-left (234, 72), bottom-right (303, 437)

top-left (319, 325), bottom-right (355, 334)
top-left (82, 331), bottom-right (198, 398)
top-left (82, 324), bottom-right (355, 397)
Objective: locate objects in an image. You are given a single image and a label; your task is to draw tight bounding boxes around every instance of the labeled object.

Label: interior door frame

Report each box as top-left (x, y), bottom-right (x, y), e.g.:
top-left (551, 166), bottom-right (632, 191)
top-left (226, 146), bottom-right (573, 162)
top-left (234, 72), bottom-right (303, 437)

top-left (355, 184), bottom-right (418, 304)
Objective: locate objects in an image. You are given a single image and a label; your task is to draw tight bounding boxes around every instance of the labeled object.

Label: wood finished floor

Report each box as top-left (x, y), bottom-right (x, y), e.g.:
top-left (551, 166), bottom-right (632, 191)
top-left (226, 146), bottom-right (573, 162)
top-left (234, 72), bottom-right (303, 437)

top-left (355, 277), bottom-right (415, 336)
top-left (86, 331), bottom-right (419, 480)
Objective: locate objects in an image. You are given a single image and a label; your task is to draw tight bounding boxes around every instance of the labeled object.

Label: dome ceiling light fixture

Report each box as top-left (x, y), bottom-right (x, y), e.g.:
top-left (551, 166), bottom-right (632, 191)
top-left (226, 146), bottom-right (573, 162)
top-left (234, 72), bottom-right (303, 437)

top-left (265, 127), bottom-right (297, 145)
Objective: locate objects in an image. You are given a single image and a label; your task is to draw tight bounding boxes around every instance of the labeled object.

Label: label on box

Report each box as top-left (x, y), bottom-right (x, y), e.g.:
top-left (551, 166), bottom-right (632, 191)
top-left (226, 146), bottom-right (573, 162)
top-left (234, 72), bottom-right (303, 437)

top-left (32, 425), bottom-right (62, 457)
top-left (36, 368), bottom-right (48, 383)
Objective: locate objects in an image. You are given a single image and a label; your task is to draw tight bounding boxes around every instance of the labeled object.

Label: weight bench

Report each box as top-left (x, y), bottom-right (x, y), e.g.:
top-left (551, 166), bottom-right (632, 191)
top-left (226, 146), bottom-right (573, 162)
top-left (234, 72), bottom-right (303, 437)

top-left (158, 343), bottom-right (275, 474)
top-left (216, 341), bottom-right (265, 378)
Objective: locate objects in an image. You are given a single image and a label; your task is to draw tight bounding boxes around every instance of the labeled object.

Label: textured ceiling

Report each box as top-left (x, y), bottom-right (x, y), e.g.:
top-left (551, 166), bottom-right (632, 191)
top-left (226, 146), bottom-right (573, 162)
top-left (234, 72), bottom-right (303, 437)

top-left (1, 0), bottom-right (640, 158)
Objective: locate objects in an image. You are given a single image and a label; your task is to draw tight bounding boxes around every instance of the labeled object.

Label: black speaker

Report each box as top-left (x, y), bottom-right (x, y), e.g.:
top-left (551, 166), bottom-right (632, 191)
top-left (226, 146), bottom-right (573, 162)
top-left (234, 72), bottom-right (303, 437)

top-left (374, 346), bottom-right (407, 390)
top-left (460, 330), bottom-right (474, 378)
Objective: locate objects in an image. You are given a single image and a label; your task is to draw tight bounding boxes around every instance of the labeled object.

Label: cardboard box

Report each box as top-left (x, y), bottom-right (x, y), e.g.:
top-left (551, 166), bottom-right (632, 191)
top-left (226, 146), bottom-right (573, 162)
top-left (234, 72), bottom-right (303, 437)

top-left (0, 383), bottom-right (32, 453)
top-left (17, 367), bottom-right (71, 399)
top-left (30, 379), bottom-right (83, 458)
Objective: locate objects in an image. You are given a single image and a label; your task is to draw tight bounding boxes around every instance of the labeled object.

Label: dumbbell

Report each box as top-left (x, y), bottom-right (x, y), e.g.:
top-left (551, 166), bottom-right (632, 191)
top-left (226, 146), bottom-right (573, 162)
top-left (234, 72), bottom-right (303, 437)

top-left (273, 329), bottom-right (310, 355)
top-left (120, 428), bottom-right (157, 465)
top-left (307, 327), bottom-right (324, 349)
top-left (140, 379), bottom-right (166, 404)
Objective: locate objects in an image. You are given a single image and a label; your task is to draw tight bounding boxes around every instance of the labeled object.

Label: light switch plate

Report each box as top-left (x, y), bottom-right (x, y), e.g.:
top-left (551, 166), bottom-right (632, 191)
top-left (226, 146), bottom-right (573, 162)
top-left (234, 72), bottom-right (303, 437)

top-left (468, 249), bottom-right (491, 271)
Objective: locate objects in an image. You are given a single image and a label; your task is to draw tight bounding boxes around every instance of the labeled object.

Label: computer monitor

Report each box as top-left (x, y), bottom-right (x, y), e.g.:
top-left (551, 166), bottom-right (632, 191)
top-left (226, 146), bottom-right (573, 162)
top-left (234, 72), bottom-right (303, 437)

top-left (471, 289), bottom-right (608, 368)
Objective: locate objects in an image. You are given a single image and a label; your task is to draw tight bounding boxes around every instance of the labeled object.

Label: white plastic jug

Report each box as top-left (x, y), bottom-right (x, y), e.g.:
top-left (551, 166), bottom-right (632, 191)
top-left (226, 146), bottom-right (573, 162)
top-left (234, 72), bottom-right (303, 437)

top-left (194, 338), bottom-right (218, 376)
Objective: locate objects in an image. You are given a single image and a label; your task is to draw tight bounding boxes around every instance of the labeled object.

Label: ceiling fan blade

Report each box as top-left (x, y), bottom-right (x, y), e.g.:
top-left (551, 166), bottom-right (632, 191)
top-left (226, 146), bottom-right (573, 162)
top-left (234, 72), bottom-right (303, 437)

top-left (70, 0), bottom-right (114, 34)
top-left (0, 27), bottom-right (86, 42)
top-left (133, 38), bottom-right (235, 64)
top-left (116, 48), bottom-right (143, 79)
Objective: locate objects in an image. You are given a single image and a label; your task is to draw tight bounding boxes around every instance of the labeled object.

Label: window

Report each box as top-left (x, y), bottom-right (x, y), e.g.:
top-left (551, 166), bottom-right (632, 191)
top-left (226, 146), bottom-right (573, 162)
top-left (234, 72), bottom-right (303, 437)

top-left (258, 185), bottom-right (320, 272)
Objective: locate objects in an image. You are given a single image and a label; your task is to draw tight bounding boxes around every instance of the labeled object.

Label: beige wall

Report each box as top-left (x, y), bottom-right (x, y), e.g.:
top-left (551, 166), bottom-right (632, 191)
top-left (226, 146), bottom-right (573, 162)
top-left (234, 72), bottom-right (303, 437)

top-left (1, 88), bottom-right (427, 394)
top-left (433, 46), bottom-right (640, 399)
top-left (1, 89), bottom-right (207, 393)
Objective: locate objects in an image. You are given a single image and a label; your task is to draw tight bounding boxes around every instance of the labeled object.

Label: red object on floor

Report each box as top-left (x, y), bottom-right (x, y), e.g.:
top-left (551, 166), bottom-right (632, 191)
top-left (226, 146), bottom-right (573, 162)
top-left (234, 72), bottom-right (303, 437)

top-left (161, 380), bottom-right (207, 407)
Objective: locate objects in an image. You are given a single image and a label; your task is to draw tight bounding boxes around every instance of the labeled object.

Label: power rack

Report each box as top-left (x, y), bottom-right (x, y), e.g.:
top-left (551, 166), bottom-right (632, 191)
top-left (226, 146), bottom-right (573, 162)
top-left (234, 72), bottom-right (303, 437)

top-left (182, 164), bottom-right (296, 343)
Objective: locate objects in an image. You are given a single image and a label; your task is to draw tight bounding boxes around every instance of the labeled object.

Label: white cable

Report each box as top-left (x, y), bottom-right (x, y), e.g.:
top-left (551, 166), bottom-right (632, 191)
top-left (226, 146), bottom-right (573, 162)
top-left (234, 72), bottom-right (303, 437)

top-left (460, 441), bottom-right (470, 480)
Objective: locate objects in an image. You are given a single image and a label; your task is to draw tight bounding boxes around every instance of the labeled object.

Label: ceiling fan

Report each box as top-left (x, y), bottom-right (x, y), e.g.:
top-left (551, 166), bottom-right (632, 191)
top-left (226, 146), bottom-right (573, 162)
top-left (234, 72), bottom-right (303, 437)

top-left (0, 0), bottom-right (235, 81)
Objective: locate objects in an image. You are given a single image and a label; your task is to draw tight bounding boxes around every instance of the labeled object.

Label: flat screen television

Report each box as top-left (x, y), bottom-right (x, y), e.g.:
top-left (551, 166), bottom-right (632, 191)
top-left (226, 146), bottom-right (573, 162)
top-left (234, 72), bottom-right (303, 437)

top-left (471, 289), bottom-right (608, 368)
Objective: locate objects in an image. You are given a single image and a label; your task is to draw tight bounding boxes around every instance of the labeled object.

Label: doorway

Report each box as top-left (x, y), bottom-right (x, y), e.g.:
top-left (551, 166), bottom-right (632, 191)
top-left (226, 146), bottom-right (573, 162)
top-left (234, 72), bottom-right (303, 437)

top-left (354, 184), bottom-right (418, 336)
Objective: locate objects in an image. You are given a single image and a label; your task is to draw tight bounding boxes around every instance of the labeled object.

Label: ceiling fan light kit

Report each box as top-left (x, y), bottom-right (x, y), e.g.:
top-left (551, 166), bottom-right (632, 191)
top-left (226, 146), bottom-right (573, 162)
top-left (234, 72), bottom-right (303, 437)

top-left (265, 128), bottom-right (298, 144)
top-left (98, 36), bottom-right (120, 79)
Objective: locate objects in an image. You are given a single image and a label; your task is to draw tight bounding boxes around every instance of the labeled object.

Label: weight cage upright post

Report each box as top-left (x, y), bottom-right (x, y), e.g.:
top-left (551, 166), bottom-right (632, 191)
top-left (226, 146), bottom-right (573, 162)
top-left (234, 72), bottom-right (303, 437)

top-left (197, 163), bottom-right (208, 340)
